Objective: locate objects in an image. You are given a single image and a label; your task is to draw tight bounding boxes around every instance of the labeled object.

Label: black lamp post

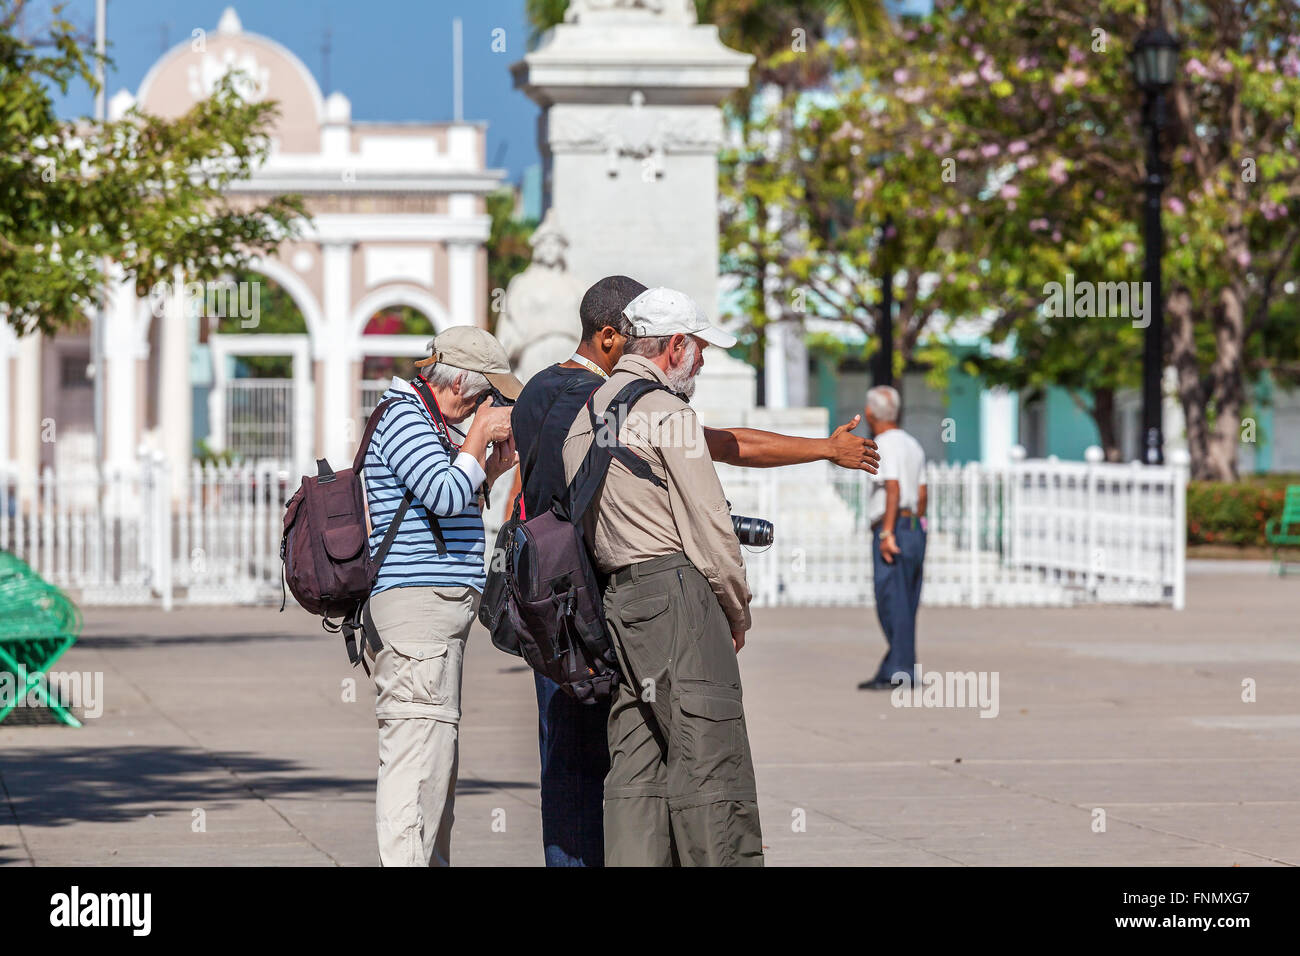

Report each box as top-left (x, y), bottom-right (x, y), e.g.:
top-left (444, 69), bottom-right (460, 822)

top-left (1131, 21), bottom-right (1180, 464)
top-left (875, 213), bottom-right (895, 390)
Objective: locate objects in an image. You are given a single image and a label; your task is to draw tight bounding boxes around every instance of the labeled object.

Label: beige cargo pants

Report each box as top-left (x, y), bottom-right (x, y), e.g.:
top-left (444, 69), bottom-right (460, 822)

top-left (602, 552), bottom-right (764, 867)
top-left (367, 584), bottom-right (479, 867)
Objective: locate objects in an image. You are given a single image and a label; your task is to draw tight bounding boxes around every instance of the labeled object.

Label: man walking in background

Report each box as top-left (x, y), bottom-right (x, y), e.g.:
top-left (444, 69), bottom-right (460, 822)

top-left (858, 385), bottom-right (928, 691)
top-left (511, 275), bottom-right (880, 866)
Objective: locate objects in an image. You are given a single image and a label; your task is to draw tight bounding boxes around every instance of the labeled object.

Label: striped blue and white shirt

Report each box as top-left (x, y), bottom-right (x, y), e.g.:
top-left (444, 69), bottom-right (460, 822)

top-left (365, 378), bottom-right (487, 594)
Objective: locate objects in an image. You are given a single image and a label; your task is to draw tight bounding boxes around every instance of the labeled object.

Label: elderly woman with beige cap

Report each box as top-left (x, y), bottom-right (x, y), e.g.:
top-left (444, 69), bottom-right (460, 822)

top-left (361, 325), bottom-right (520, 866)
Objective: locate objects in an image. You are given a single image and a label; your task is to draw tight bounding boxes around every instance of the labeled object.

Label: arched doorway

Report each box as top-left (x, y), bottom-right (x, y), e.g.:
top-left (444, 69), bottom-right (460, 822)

top-left (356, 300), bottom-right (439, 429)
top-left (204, 270), bottom-right (313, 466)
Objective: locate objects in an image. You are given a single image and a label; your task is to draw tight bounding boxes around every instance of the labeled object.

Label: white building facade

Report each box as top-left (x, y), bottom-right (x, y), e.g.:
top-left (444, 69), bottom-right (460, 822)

top-left (0, 8), bottom-right (501, 494)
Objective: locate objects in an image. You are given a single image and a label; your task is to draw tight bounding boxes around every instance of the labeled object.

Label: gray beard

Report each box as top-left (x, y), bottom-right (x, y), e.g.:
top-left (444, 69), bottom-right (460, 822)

top-left (669, 367), bottom-right (699, 400)
top-left (666, 340), bottom-right (700, 400)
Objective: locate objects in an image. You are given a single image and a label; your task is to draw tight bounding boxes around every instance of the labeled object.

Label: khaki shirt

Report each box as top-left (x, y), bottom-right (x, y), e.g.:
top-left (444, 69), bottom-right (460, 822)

top-left (562, 354), bottom-right (752, 632)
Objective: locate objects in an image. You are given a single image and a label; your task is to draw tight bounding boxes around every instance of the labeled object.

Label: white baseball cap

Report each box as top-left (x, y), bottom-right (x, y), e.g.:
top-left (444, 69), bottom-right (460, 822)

top-left (622, 287), bottom-right (738, 349)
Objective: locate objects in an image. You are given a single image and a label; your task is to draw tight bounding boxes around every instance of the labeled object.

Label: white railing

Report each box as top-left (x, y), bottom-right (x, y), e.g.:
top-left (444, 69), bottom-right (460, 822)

top-left (172, 460), bottom-right (293, 605)
top-left (0, 452), bottom-right (1187, 610)
top-left (719, 453), bottom-right (1187, 609)
top-left (0, 454), bottom-right (172, 607)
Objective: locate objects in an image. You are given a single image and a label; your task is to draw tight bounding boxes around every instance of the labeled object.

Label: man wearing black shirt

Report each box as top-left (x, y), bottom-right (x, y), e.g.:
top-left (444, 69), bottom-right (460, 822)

top-left (510, 275), bottom-right (880, 867)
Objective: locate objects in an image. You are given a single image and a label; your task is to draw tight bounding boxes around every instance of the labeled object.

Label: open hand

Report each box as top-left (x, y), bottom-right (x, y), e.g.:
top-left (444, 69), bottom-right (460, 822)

top-left (826, 415), bottom-right (880, 474)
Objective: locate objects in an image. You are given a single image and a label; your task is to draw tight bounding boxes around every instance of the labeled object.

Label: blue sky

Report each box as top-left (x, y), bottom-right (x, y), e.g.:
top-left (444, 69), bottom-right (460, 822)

top-left (41, 0), bottom-right (542, 181)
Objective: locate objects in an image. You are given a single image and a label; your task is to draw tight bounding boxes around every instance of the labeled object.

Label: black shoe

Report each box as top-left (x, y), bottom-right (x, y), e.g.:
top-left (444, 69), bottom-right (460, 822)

top-left (857, 678), bottom-right (895, 691)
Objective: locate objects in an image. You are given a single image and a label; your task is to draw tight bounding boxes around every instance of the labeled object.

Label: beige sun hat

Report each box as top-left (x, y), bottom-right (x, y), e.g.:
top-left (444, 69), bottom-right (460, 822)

top-left (414, 326), bottom-right (524, 400)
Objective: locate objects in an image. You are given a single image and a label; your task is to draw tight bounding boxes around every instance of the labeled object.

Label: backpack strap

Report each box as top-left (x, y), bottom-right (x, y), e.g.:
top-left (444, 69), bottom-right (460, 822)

top-left (516, 380), bottom-right (603, 521)
top-left (567, 378), bottom-right (671, 522)
top-left (340, 487), bottom-right (415, 671)
top-left (353, 398), bottom-right (398, 472)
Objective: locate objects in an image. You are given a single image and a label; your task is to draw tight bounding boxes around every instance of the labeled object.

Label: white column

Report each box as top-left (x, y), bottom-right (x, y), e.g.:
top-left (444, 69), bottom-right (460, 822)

top-left (103, 266), bottom-right (145, 470)
top-left (14, 333), bottom-right (42, 483)
top-left (159, 268), bottom-right (193, 499)
top-left (319, 242), bottom-right (354, 465)
top-left (447, 239), bottom-right (477, 327)
top-left (764, 322), bottom-right (788, 408)
top-left (292, 340), bottom-right (314, 475)
top-left (980, 386), bottom-right (1018, 467)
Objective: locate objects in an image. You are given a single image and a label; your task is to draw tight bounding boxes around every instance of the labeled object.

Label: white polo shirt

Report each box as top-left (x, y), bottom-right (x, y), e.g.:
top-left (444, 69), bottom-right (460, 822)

top-left (868, 427), bottom-right (927, 525)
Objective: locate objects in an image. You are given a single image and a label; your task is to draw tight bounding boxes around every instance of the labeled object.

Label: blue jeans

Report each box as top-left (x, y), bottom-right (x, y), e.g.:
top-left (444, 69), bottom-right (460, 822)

top-left (871, 520), bottom-right (927, 683)
top-left (534, 672), bottom-right (610, 867)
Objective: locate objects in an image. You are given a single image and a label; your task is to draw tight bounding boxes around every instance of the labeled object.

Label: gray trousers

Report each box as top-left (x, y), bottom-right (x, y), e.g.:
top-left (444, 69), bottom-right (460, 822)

top-left (367, 584), bottom-right (479, 867)
top-left (601, 552), bottom-right (764, 867)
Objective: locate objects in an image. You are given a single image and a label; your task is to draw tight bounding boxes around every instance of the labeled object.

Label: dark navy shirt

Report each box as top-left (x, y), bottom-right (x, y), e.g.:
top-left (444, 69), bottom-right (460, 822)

top-left (511, 364), bottom-right (603, 519)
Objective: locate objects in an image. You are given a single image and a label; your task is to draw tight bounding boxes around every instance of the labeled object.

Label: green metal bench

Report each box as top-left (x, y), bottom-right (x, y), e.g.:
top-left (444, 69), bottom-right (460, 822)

top-left (1265, 485), bottom-right (1300, 577)
top-left (0, 552), bottom-right (84, 727)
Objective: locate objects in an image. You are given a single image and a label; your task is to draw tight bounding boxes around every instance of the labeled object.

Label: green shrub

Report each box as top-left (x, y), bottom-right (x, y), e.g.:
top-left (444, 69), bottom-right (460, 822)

top-left (1186, 479), bottom-right (1295, 547)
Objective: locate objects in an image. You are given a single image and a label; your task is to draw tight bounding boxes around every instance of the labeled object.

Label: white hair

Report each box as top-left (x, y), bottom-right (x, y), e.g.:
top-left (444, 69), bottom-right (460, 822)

top-left (866, 385), bottom-right (900, 423)
top-left (423, 363), bottom-right (490, 399)
top-left (624, 334), bottom-right (672, 358)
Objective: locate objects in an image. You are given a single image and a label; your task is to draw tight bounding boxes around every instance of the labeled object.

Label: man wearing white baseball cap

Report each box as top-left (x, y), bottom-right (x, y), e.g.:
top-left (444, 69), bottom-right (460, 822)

top-left (561, 287), bottom-right (761, 866)
top-left (622, 285), bottom-right (740, 350)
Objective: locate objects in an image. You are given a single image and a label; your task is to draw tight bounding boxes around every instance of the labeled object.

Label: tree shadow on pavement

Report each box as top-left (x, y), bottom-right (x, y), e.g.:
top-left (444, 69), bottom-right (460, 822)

top-left (0, 745), bottom-right (364, 828)
top-left (0, 745), bottom-right (539, 831)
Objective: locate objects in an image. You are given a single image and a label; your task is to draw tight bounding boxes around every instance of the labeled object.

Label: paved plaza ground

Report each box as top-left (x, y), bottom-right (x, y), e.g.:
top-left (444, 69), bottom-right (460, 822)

top-left (1, 571), bottom-right (1296, 866)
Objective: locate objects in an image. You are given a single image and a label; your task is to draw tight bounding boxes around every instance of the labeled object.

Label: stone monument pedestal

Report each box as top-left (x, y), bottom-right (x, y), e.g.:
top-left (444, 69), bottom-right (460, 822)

top-left (512, 0), bottom-right (758, 426)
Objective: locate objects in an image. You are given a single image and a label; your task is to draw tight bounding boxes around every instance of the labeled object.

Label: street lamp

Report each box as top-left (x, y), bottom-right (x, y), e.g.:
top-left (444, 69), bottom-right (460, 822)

top-left (1130, 21), bottom-right (1180, 465)
top-left (875, 213), bottom-right (895, 390)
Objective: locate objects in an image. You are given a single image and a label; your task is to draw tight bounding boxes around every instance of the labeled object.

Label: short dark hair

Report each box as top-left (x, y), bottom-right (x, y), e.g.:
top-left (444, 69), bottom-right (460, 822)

top-left (579, 275), bottom-right (646, 341)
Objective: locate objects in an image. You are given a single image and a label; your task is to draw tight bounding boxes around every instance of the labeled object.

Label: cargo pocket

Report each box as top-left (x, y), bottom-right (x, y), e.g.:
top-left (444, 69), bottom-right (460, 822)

top-left (617, 593), bottom-right (670, 627)
top-left (387, 639), bottom-right (450, 707)
top-left (678, 683), bottom-right (744, 786)
top-left (612, 592), bottom-right (673, 669)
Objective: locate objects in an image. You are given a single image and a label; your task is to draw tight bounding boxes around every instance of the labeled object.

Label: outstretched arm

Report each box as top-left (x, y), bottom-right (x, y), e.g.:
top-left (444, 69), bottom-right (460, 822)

top-left (703, 415), bottom-right (880, 473)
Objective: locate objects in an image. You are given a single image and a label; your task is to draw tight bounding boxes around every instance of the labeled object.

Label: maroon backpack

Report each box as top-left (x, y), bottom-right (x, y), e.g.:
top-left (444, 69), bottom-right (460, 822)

top-left (280, 398), bottom-right (443, 668)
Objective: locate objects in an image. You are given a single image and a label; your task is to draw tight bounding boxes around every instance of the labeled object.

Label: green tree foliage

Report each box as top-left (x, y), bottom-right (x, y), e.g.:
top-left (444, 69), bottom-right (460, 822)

top-left (0, 1), bottom-right (307, 337)
top-left (892, 0), bottom-right (1300, 478)
top-left (725, 0), bottom-right (1300, 476)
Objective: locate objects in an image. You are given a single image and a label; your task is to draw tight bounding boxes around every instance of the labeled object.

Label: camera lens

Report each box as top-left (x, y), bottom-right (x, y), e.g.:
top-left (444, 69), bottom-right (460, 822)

top-left (731, 514), bottom-right (774, 547)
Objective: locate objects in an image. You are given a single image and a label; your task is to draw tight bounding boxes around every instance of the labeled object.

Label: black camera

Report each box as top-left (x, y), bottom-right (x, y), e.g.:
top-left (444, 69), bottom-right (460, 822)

top-left (474, 385), bottom-right (516, 409)
top-left (731, 514), bottom-right (774, 547)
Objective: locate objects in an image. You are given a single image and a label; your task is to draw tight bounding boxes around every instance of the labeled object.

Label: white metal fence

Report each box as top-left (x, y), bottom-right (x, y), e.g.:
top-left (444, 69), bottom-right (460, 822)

top-left (0, 454), bottom-right (1186, 610)
top-left (718, 454), bottom-right (1187, 609)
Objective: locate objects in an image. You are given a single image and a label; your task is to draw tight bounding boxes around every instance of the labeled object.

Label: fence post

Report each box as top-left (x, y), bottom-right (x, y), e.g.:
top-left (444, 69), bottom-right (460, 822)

top-left (1169, 449), bottom-right (1189, 610)
top-left (40, 465), bottom-right (54, 580)
top-left (154, 452), bottom-right (173, 611)
top-left (967, 462), bottom-right (982, 608)
top-left (1084, 445), bottom-right (1102, 595)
